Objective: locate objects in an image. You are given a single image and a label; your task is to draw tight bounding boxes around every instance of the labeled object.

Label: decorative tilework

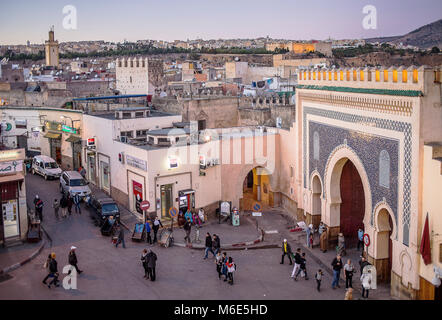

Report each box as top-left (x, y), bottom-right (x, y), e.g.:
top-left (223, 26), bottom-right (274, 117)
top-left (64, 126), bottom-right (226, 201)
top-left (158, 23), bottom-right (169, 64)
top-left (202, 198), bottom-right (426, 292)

top-left (303, 106), bottom-right (411, 246)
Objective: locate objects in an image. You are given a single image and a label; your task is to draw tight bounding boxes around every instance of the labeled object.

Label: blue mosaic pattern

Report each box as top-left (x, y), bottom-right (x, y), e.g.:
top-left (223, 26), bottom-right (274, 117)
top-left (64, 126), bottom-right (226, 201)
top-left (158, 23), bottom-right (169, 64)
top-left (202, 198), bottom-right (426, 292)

top-left (303, 106), bottom-right (412, 246)
top-left (308, 122), bottom-right (399, 234)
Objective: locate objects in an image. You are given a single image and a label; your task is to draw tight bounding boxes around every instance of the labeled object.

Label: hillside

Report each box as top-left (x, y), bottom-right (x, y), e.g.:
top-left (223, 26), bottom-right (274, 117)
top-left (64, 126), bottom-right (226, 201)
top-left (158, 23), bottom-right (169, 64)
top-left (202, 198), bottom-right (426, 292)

top-left (365, 19), bottom-right (442, 49)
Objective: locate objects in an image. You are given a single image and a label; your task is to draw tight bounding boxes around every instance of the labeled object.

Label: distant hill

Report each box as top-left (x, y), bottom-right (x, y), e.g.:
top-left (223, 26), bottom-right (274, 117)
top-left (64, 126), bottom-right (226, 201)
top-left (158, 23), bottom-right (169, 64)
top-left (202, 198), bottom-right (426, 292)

top-left (365, 19), bottom-right (442, 49)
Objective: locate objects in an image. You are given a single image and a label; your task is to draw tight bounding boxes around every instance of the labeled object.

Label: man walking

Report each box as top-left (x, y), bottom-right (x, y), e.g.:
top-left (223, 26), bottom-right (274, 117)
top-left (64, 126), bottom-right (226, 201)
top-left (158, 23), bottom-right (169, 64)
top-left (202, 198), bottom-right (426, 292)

top-left (147, 249), bottom-right (157, 281)
top-left (357, 228), bottom-right (364, 251)
top-left (73, 193), bottom-right (82, 214)
top-left (331, 254), bottom-right (343, 289)
top-left (295, 252), bottom-right (308, 280)
top-left (68, 246), bottom-right (83, 275)
top-left (204, 232), bottom-right (215, 259)
top-left (42, 252), bottom-right (59, 288)
top-left (141, 249), bottom-right (149, 279)
top-left (280, 239), bottom-right (293, 265)
top-left (145, 220), bottom-right (152, 244)
top-left (212, 234), bottom-right (221, 255)
top-left (115, 224), bottom-right (126, 248)
top-left (52, 199), bottom-right (60, 220)
top-left (290, 248), bottom-right (302, 279)
top-left (183, 218), bottom-right (192, 244)
top-left (35, 195), bottom-right (44, 222)
top-left (60, 195), bottom-right (68, 218)
top-left (67, 195), bottom-right (73, 215)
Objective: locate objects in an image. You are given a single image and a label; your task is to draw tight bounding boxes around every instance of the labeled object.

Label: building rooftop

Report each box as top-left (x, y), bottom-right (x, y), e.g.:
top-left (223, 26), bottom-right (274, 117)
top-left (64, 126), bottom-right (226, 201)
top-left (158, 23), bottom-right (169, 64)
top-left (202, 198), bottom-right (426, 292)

top-left (90, 110), bottom-right (178, 120)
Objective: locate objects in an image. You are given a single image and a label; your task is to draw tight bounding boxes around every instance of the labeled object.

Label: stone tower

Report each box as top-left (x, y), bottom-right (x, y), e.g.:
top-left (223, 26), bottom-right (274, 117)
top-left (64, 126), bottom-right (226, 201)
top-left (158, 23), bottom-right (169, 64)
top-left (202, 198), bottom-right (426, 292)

top-left (45, 26), bottom-right (59, 68)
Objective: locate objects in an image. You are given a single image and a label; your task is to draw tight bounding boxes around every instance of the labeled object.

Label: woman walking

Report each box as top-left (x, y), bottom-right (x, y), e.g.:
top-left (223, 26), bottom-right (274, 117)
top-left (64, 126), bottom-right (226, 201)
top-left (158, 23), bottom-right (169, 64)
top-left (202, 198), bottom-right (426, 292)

top-left (226, 257), bottom-right (236, 285)
top-left (344, 259), bottom-right (355, 289)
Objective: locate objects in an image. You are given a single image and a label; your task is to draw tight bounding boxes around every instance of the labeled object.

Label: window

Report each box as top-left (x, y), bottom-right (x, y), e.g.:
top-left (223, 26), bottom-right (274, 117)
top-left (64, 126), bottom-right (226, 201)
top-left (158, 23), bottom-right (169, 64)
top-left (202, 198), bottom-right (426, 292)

top-left (122, 112), bottom-right (131, 119)
top-left (313, 131), bottom-right (319, 160)
top-left (148, 136), bottom-right (154, 144)
top-left (135, 111), bottom-right (144, 118)
top-left (102, 203), bottom-right (119, 215)
top-left (44, 162), bottom-right (58, 169)
top-left (379, 150), bottom-right (390, 188)
top-left (120, 131), bottom-right (133, 138)
top-left (69, 178), bottom-right (87, 187)
top-left (136, 130), bottom-right (148, 137)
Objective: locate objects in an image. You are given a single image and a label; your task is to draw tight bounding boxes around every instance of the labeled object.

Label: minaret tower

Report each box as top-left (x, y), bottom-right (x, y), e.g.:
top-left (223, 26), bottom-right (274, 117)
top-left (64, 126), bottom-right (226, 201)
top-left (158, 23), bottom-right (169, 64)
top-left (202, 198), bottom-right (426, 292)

top-left (45, 26), bottom-right (59, 68)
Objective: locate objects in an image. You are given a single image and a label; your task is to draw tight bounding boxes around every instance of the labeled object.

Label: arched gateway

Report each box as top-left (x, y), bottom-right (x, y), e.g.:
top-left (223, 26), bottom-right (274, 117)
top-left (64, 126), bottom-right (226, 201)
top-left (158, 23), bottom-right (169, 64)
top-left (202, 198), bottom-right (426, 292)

top-left (324, 145), bottom-right (372, 248)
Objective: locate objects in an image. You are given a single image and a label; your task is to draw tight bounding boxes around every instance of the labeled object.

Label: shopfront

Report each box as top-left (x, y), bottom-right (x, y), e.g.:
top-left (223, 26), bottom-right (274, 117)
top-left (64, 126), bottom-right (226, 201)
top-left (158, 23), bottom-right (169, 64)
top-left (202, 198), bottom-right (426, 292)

top-left (0, 149), bottom-right (27, 245)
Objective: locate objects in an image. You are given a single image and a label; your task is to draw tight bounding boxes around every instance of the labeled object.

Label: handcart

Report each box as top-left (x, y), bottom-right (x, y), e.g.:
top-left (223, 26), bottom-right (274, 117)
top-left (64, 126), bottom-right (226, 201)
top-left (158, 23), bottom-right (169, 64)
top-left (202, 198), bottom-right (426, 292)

top-left (158, 228), bottom-right (174, 248)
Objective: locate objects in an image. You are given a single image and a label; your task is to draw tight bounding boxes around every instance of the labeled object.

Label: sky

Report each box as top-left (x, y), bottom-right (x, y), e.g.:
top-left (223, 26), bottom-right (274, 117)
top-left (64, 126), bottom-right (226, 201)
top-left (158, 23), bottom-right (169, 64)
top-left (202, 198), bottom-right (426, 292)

top-left (0, 0), bottom-right (441, 45)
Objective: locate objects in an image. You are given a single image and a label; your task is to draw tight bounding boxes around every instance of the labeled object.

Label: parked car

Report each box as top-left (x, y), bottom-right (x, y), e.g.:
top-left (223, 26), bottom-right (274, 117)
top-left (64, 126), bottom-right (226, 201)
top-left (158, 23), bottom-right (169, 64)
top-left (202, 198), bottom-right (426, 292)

top-left (88, 195), bottom-right (120, 226)
top-left (60, 171), bottom-right (91, 198)
top-left (31, 155), bottom-right (62, 180)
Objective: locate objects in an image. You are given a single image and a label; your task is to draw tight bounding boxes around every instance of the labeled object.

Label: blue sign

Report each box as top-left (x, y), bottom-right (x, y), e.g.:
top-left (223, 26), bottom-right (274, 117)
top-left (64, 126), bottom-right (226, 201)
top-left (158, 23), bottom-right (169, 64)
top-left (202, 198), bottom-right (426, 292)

top-left (169, 207), bottom-right (178, 217)
top-left (253, 203), bottom-right (261, 211)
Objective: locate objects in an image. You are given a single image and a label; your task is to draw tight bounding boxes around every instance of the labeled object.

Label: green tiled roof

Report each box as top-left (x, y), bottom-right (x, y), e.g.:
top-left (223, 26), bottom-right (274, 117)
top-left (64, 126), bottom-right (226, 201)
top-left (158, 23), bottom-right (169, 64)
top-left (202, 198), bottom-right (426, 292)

top-left (296, 85), bottom-right (423, 97)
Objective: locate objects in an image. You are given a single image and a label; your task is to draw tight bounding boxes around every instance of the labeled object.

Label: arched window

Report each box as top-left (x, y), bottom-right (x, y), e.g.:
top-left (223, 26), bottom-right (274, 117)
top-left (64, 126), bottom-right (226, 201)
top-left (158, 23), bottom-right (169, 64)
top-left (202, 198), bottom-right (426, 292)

top-left (379, 150), bottom-right (390, 188)
top-left (313, 131), bottom-right (319, 160)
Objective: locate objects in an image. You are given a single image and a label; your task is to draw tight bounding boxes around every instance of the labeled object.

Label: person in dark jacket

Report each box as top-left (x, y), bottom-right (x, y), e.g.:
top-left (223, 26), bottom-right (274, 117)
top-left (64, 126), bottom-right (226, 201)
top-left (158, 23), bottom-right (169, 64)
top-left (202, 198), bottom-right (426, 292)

top-left (60, 195), bottom-right (68, 218)
top-left (141, 249), bottom-right (149, 279)
top-left (145, 221), bottom-right (152, 244)
top-left (152, 216), bottom-right (163, 243)
top-left (73, 193), bottom-right (82, 214)
top-left (204, 232), bottom-right (215, 259)
top-left (331, 254), bottom-right (343, 289)
top-left (68, 246), bottom-right (83, 275)
top-left (42, 252), bottom-right (59, 288)
top-left (146, 250), bottom-right (157, 281)
top-left (115, 224), bottom-right (126, 248)
top-left (291, 248), bottom-right (302, 278)
top-left (34, 195), bottom-right (44, 222)
top-left (295, 252), bottom-right (308, 280)
top-left (183, 218), bottom-right (192, 244)
top-left (359, 256), bottom-right (370, 275)
top-left (212, 234), bottom-right (221, 255)
top-left (67, 195), bottom-right (73, 215)
top-left (280, 239), bottom-right (293, 265)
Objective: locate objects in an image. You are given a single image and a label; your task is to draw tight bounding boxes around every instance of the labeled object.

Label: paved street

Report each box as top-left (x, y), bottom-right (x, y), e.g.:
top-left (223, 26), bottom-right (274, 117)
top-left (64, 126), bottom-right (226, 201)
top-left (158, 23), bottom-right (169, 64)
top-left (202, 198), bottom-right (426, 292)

top-left (0, 174), bottom-right (367, 300)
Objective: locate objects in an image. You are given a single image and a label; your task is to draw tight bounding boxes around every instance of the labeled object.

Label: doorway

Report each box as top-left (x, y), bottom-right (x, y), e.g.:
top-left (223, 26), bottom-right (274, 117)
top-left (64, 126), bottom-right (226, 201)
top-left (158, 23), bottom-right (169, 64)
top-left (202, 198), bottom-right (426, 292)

top-left (160, 184), bottom-right (173, 218)
top-left (0, 182), bottom-right (20, 239)
top-left (376, 208), bottom-right (394, 283)
top-left (49, 138), bottom-right (62, 165)
top-left (339, 160), bottom-right (365, 247)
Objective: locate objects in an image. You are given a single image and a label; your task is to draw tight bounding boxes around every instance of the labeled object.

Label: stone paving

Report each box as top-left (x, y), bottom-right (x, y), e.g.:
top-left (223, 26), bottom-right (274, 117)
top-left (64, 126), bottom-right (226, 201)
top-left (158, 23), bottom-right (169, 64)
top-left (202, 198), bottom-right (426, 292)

top-left (0, 174), bottom-right (394, 300)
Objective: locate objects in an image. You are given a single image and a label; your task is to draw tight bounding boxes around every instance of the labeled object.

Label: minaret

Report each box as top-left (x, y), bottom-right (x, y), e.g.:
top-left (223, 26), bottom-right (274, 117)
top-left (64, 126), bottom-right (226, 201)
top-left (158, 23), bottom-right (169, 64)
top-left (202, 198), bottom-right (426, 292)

top-left (45, 26), bottom-right (59, 68)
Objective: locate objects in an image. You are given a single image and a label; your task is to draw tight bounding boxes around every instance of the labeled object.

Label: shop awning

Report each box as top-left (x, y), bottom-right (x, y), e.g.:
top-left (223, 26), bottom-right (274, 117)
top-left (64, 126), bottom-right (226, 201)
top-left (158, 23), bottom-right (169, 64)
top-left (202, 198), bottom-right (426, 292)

top-left (65, 135), bottom-right (81, 143)
top-left (0, 172), bottom-right (25, 183)
top-left (43, 132), bottom-right (61, 139)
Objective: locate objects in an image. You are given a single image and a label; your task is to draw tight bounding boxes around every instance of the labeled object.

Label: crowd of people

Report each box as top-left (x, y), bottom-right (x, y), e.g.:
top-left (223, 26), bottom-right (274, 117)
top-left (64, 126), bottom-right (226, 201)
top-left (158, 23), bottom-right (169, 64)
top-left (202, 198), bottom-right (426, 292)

top-left (280, 230), bottom-right (374, 300)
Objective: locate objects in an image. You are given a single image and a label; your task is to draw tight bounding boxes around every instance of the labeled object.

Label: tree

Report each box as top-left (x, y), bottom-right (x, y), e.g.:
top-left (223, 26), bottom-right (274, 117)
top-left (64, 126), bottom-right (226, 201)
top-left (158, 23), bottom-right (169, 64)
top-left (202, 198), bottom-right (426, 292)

top-left (431, 46), bottom-right (440, 53)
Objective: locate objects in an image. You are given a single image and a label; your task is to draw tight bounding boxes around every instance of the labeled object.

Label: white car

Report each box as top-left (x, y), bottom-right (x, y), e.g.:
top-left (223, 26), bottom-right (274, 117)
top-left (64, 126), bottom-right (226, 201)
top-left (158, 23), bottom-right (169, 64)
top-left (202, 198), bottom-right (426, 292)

top-left (31, 155), bottom-right (62, 180)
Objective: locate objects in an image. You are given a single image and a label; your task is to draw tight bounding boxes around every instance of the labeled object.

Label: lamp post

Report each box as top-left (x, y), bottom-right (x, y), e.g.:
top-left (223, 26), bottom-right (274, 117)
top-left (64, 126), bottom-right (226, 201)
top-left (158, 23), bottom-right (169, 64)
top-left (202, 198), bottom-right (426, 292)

top-left (60, 115), bottom-right (80, 128)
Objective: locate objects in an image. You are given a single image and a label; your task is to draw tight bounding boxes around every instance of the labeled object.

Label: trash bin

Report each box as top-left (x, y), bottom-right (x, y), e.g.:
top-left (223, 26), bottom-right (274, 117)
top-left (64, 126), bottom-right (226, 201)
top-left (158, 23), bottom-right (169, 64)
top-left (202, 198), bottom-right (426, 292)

top-left (232, 207), bottom-right (240, 226)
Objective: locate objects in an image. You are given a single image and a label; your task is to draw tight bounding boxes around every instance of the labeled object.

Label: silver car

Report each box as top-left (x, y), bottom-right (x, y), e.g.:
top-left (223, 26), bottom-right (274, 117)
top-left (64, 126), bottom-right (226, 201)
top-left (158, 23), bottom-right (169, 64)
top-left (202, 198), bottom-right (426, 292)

top-left (60, 171), bottom-right (91, 198)
top-left (31, 155), bottom-right (62, 180)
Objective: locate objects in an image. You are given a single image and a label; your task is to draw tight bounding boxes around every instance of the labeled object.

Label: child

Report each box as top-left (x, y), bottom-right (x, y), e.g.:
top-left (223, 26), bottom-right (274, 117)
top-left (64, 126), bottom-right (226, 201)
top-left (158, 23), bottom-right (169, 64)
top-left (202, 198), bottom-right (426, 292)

top-left (315, 269), bottom-right (323, 292)
top-left (52, 199), bottom-right (60, 220)
top-left (309, 233), bottom-right (313, 248)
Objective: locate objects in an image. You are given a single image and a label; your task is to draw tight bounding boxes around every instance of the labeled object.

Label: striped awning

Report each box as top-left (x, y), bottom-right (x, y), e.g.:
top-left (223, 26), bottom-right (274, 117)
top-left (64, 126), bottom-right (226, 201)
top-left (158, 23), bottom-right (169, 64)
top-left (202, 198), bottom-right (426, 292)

top-left (43, 132), bottom-right (61, 139)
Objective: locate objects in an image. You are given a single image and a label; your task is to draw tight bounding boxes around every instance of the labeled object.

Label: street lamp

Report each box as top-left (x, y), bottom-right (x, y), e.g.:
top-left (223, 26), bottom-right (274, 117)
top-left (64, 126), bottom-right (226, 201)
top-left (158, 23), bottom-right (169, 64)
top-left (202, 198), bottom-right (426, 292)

top-left (60, 115), bottom-right (80, 128)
